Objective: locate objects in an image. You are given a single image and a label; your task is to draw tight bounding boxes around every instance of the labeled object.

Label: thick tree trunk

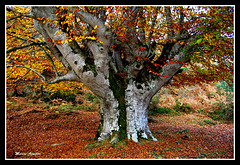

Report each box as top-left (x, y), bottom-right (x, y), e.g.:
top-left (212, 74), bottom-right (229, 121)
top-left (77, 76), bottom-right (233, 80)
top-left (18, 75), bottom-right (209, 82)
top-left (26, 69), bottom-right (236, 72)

top-left (95, 78), bottom-right (158, 143)
top-left (125, 79), bottom-right (157, 142)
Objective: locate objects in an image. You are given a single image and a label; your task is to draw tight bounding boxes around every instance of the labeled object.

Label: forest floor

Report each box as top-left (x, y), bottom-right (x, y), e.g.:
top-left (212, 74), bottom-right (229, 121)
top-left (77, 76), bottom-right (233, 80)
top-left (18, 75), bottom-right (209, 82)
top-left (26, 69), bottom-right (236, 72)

top-left (6, 96), bottom-right (234, 159)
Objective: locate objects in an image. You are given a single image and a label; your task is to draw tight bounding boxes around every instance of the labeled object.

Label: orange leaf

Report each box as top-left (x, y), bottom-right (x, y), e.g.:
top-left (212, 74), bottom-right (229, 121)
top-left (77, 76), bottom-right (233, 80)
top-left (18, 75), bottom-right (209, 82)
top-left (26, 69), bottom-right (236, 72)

top-left (56, 31), bottom-right (61, 35)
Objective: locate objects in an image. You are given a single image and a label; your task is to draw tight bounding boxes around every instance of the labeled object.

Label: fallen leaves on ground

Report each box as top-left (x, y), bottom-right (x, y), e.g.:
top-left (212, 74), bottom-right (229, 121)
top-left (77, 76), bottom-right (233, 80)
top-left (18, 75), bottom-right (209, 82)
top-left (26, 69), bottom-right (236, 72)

top-left (6, 97), bottom-right (234, 159)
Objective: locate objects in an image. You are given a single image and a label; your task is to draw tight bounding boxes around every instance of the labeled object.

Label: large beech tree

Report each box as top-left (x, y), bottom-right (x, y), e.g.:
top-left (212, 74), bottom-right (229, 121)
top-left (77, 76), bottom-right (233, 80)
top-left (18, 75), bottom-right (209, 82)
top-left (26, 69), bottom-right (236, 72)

top-left (6, 6), bottom-right (234, 143)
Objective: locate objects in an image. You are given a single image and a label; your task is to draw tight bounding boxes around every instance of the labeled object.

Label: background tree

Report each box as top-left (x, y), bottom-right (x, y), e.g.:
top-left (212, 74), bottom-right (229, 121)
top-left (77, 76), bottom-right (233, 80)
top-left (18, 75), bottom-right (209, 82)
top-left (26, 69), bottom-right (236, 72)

top-left (6, 6), bottom-right (234, 143)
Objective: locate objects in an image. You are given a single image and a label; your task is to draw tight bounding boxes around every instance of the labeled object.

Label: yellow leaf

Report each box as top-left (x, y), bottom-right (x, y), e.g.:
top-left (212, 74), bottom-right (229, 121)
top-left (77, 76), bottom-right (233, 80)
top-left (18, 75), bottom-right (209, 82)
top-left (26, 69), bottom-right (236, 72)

top-left (94, 25), bottom-right (98, 29)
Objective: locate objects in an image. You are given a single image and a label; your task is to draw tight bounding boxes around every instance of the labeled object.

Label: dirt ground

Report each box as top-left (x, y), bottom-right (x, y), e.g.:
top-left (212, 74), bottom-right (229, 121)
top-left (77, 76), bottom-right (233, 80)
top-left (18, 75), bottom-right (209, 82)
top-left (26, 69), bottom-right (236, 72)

top-left (6, 97), bottom-right (234, 159)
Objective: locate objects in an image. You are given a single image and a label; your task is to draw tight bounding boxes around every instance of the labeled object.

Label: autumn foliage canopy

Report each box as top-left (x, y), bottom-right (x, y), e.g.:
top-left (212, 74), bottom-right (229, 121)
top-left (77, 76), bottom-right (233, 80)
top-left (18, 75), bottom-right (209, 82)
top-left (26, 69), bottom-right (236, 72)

top-left (6, 6), bottom-right (234, 95)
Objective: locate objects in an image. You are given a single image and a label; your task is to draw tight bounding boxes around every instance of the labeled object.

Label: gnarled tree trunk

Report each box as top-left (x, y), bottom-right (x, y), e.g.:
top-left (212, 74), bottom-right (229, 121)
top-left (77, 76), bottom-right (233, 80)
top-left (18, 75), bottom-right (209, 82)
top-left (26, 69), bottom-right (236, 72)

top-left (31, 6), bottom-right (196, 143)
top-left (95, 77), bottom-right (159, 143)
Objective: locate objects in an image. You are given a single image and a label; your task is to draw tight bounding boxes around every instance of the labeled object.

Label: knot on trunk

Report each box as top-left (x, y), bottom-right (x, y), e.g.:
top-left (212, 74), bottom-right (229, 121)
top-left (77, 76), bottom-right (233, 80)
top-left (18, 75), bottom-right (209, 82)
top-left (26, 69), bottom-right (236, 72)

top-left (99, 46), bottom-right (104, 53)
top-left (134, 62), bottom-right (144, 71)
top-left (129, 62), bottom-right (144, 78)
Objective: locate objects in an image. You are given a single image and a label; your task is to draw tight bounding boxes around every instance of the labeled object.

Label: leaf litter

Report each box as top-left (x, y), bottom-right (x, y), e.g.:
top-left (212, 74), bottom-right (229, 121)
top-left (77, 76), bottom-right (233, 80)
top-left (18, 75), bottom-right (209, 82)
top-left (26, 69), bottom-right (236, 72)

top-left (6, 97), bottom-right (233, 159)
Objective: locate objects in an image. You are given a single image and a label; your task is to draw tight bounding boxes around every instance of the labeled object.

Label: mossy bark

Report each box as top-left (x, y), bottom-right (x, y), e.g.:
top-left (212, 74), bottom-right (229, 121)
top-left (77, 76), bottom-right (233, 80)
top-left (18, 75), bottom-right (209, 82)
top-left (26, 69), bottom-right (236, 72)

top-left (83, 57), bottom-right (98, 77)
top-left (95, 68), bottom-right (158, 143)
top-left (108, 68), bottom-right (127, 141)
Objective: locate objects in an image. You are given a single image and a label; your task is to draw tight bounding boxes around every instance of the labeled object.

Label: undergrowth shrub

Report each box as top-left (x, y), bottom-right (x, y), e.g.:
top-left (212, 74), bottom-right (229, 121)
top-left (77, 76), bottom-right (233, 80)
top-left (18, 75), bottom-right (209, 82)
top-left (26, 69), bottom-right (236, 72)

top-left (148, 106), bottom-right (171, 116)
top-left (86, 92), bottom-right (97, 101)
top-left (49, 90), bottom-right (76, 102)
top-left (209, 101), bottom-right (234, 121)
top-left (148, 93), bottom-right (172, 115)
top-left (148, 82), bottom-right (234, 121)
top-left (210, 81), bottom-right (234, 121)
top-left (214, 81), bottom-right (234, 94)
top-left (173, 101), bottom-right (192, 113)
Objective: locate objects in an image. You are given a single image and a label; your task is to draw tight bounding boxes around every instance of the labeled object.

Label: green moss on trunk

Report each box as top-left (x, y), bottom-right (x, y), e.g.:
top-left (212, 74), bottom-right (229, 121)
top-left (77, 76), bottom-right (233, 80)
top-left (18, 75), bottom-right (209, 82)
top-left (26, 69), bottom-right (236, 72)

top-left (108, 68), bottom-right (127, 141)
top-left (94, 109), bottom-right (104, 140)
top-left (83, 57), bottom-right (97, 77)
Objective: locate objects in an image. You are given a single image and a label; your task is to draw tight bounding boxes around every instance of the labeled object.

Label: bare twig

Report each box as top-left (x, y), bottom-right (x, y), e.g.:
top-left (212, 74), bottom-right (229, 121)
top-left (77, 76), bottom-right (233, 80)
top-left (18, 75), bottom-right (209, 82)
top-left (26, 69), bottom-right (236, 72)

top-left (6, 42), bottom-right (46, 54)
top-left (7, 65), bottom-right (47, 82)
top-left (39, 45), bottom-right (59, 77)
top-left (7, 65), bottom-right (80, 84)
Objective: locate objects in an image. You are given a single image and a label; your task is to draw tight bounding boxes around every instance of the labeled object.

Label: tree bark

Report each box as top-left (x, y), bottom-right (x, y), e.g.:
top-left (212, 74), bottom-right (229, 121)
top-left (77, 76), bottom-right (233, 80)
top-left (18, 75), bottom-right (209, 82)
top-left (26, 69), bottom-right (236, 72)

top-left (94, 77), bottom-right (159, 143)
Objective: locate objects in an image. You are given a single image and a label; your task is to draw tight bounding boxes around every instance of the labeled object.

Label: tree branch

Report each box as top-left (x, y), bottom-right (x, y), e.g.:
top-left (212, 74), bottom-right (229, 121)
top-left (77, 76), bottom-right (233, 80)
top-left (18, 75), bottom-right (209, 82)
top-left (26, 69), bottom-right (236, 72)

top-left (74, 7), bottom-right (112, 52)
top-left (126, 7), bottom-right (140, 43)
top-left (7, 32), bottom-right (28, 42)
top-left (171, 33), bottom-right (189, 41)
top-left (137, 8), bottom-right (147, 45)
top-left (47, 70), bottom-right (80, 84)
top-left (7, 65), bottom-right (80, 84)
top-left (7, 65), bottom-right (47, 82)
top-left (179, 6), bottom-right (185, 35)
top-left (32, 13), bottom-right (72, 72)
top-left (146, 7), bottom-right (161, 58)
top-left (75, 8), bottom-right (106, 35)
top-left (6, 42), bottom-right (46, 54)
top-left (39, 45), bottom-right (59, 77)
top-left (6, 7), bottom-right (36, 20)
top-left (98, 7), bottom-right (108, 23)
top-left (165, 6), bottom-right (174, 39)
top-left (147, 7), bottom-right (160, 48)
